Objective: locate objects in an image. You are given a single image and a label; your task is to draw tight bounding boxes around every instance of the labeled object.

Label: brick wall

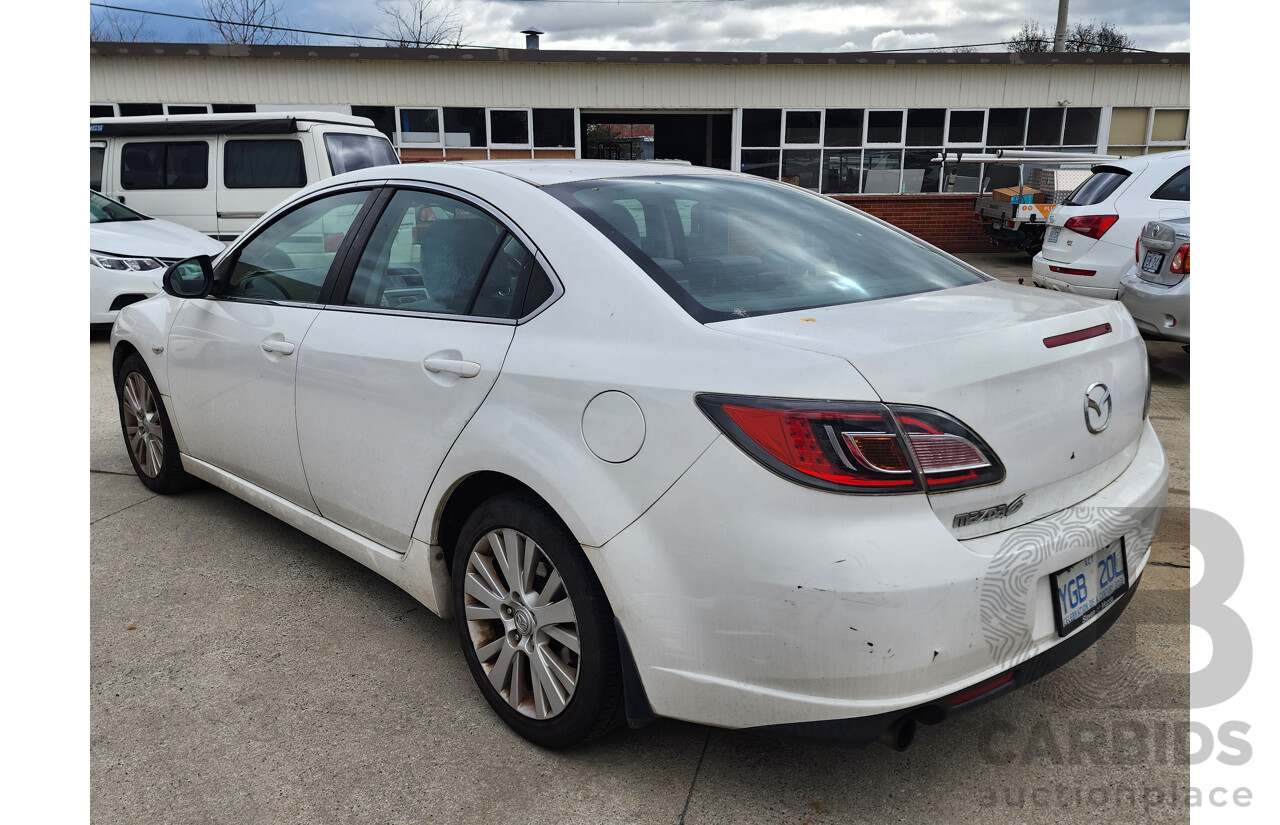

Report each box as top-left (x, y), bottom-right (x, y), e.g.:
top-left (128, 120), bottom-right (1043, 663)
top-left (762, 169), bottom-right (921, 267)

top-left (833, 195), bottom-right (993, 254)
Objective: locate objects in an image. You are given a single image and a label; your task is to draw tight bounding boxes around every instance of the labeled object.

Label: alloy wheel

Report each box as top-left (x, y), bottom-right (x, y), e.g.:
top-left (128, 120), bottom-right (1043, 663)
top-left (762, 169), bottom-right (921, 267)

top-left (462, 528), bottom-right (581, 719)
top-left (121, 371), bottom-right (164, 478)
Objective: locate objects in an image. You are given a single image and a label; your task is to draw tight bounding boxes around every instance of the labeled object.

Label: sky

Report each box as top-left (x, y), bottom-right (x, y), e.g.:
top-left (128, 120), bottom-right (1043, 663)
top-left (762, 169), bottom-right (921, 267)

top-left (89, 0), bottom-right (1191, 53)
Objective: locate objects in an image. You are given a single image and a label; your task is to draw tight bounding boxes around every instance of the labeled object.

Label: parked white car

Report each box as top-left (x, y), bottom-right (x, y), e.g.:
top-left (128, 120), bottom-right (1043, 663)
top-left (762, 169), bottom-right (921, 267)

top-left (111, 161), bottom-right (1167, 749)
top-left (90, 190), bottom-right (223, 329)
top-left (1032, 151), bottom-right (1190, 299)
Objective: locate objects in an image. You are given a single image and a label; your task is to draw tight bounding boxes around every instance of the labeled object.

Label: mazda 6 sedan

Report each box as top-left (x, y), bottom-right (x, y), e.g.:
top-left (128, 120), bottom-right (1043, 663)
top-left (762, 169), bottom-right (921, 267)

top-left (111, 160), bottom-right (1168, 750)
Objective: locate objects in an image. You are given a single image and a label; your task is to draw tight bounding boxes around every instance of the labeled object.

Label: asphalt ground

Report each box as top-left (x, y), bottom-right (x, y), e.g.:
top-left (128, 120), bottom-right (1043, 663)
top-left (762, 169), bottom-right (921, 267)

top-left (90, 250), bottom-right (1190, 824)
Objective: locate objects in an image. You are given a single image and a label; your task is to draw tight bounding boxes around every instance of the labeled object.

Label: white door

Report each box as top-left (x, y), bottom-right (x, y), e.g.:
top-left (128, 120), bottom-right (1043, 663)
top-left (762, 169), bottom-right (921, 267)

top-left (166, 188), bottom-right (376, 511)
top-left (295, 188), bottom-right (531, 551)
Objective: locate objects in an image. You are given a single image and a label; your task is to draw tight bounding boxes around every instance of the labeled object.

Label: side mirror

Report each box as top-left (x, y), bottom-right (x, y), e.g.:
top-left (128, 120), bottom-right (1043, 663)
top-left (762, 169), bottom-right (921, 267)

top-left (162, 255), bottom-right (215, 299)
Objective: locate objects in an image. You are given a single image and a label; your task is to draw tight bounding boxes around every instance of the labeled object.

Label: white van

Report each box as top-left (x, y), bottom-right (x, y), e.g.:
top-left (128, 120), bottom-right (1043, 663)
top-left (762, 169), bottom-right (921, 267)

top-left (90, 112), bottom-right (399, 239)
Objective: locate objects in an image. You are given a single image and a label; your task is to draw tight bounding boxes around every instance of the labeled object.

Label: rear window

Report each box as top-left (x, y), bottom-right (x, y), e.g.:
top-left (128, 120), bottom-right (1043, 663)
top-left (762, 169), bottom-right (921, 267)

top-left (1064, 167), bottom-right (1130, 206)
top-left (325, 133), bottom-right (399, 175)
top-left (1151, 166), bottom-right (1190, 201)
top-left (224, 140), bottom-right (307, 189)
top-left (546, 175), bottom-right (988, 322)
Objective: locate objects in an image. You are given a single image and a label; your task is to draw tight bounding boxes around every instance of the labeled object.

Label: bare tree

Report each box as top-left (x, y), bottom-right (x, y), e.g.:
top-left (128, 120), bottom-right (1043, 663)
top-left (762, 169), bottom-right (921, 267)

top-left (371, 0), bottom-right (465, 48)
top-left (1003, 19), bottom-right (1051, 53)
top-left (91, 8), bottom-right (157, 42)
top-left (1006, 17), bottom-right (1137, 53)
top-left (200, 0), bottom-right (300, 45)
top-left (1066, 20), bottom-right (1137, 53)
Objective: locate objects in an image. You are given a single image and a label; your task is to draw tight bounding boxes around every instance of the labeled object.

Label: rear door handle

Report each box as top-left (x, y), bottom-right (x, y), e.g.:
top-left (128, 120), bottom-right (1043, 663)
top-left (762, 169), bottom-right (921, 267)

top-left (262, 340), bottom-right (296, 355)
top-left (423, 358), bottom-right (481, 378)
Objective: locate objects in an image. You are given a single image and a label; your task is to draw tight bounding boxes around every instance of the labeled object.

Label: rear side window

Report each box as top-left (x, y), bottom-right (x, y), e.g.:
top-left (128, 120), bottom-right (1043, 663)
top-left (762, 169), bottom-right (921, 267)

top-left (344, 189), bottom-right (529, 318)
top-left (90, 146), bottom-right (105, 191)
top-left (1151, 166), bottom-right (1190, 201)
top-left (120, 142), bottom-right (209, 190)
top-left (325, 133), bottom-right (399, 175)
top-left (1064, 168), bottom-right (1130, 206)
top-left (224, 140), bottom-right (306, 189)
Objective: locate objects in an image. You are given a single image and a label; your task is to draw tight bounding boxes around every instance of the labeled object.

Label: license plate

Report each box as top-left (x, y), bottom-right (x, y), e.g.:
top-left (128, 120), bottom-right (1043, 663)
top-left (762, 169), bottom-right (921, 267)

top-left (1141, 250), bottom-right (1165, 273)
top-left (1050, 539), bottom-right (1128, 637)
top-left (1047, 227), bottom-right (1061, 244)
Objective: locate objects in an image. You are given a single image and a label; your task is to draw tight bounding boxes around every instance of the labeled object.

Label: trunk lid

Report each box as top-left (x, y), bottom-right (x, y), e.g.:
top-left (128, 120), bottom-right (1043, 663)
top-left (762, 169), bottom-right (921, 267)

top-left (709, 280), bottom-right (1148, 538)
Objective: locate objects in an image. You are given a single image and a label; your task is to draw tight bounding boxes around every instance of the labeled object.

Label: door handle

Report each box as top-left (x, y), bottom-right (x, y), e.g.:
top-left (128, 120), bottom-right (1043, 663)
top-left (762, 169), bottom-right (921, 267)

top-left (423, 357), bottom-right (480, 378)
top-left (261, 340), bottom-right (296, 355)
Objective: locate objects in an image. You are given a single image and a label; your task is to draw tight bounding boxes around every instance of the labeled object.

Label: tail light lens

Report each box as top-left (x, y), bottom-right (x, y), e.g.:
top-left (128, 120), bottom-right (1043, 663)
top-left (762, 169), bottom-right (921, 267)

top-left (1135, 238), bottom-right (1141, 263)
top-left (1064, 214), bottom-right (1119, 240)
top-left (696, 395), bottom-right (1005, 495)
top-left (1170, 243), bottom-right (1190, 275)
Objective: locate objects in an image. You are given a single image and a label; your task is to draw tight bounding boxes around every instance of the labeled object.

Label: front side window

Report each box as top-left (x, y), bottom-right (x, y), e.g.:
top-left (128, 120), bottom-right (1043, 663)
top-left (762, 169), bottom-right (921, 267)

top-left (121, 141), bottom-right (209, 190)
top-left (227, 190), bottom-right (371, 303)
top-left (325, 133), bottom-right (398, 175)
top-left (549, 175), bottom-right (987, 322)
top-left (344, 189), bottom-right (529, 318)
top-left (224, 140), bottom-right (306, 189)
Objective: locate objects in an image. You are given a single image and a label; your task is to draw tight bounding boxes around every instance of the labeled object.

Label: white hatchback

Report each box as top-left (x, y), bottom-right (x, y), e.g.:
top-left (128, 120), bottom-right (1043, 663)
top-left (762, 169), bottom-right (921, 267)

top-left (111, 161), bottom-right (1167, 750)
top-left (1032, 151), bottom-right (1190, 299)
top-left (90, 190), bottom-right (223, 329)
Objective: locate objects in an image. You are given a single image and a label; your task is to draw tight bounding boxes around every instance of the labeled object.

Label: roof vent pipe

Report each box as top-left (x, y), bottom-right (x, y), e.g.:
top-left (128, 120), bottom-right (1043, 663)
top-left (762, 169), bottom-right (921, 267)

top-left (522, 28), bottom-right (544, 50)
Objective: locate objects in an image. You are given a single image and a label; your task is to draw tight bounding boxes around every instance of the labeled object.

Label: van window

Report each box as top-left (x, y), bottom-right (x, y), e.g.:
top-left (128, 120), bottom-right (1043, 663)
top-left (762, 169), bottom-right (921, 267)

top-left (90, 146), bottom-right (105, 191)
top-left (121, 142), bottom-right (209, 190)
top-left (224, 140), bottom-right (307, 189)
top-left (324, 134), bottom-right (398, 175)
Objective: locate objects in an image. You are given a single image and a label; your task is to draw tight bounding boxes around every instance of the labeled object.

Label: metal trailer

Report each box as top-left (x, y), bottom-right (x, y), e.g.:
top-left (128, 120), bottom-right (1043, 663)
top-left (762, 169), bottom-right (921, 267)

top-left (933, 150), bottom-right (1119, 257)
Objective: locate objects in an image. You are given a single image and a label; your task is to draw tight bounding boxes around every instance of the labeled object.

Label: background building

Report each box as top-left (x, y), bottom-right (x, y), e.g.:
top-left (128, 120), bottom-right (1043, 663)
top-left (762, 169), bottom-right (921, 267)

top-left (90, 43), bottom-right (1189, 251)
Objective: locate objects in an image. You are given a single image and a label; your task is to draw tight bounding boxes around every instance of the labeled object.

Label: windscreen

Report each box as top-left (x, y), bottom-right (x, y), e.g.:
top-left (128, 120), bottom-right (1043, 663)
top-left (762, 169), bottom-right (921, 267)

top-left (89, 190), bottom-right (147, 223)
top-left (546, 175), bottom-right (988, 321)
top-left (325, 133), bottom-right (399, 175)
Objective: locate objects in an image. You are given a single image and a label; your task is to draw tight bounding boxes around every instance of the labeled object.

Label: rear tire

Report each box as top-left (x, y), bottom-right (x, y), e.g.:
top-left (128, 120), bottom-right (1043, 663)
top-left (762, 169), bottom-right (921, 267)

top-left (115, 352), bottom-right (191, 494)
top-left (452, 492), bottom-right (624, 748)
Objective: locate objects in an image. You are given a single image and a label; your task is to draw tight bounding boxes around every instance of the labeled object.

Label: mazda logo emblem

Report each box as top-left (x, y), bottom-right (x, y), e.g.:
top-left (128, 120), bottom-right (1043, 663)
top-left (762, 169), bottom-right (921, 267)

top-left (1084, 382), bottom-right (1112, 434)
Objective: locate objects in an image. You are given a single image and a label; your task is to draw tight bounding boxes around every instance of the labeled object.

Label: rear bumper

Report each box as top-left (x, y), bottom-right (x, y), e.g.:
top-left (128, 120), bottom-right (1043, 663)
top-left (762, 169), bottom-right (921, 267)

top-left (590, 419), bottom-right (1168, 731)
top-left (1031, 247), bottom-right (1130, 300)
top-left (1119, 270), bottom-right (1190, 344)
top-left (750, 570), bottom-right (1141, 743)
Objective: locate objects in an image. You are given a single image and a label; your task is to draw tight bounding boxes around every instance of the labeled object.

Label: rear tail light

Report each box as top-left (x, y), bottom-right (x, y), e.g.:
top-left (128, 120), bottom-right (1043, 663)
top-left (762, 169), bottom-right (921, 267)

top-left (1063, 214), bottom-right (1119, 240)
top-left (1135, 238), bottom-right (1141, 263)
top-left (1170, 243), bottom-right (1190, 275)
top-left (696, 395), bottom-right (1005, 494)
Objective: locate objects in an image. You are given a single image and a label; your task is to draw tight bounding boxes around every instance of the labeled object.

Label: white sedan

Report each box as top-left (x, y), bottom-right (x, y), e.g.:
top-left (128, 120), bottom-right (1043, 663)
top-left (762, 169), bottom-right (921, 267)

top-left (90, 190), bottom-right (224, 329)
top-left (111, 161), bottom-right (1168, 750)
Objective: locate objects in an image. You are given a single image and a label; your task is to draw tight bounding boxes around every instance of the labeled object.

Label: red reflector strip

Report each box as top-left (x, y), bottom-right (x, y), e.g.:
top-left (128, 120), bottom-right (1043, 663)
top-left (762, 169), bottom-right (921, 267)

top-left (1048, 265), bottom-right (1096, 276)
top-left (948, 672), bottom-right (1015, 706)
top-left (1043, 322), bottom-right (1113, 349)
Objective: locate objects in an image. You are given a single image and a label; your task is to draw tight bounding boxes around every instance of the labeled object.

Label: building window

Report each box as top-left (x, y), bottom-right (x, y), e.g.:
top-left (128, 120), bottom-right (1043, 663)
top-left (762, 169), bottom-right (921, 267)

top-left (118, 103), bottom-right (163, 117)
top-left (398, 107), bottom-right (442, 146)
top-left (865, 110), bottom-right (905, 145)
top-left (443, 108), bottom-right (487, 148)
top-left (165, 104), bottom-right (210, 115)
top-left (1151, 109), bottom-right (1190, 144)
top-left (946, 110), bottom-right (985, 145)
top-left (90, 103), bottom-right (116, 118)
top-left (533, 109), bottom-right (575, 148)
top-left (783, 110), bottom-right (821, 146)
top-left (741, 109), bottom-right (782, 147)
top-left (489, 109), bottom-right (531, 146)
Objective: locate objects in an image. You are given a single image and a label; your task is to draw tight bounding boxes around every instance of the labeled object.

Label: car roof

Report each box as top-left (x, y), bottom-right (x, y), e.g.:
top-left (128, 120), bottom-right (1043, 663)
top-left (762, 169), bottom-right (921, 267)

top-left (1102, 150), bottom-right (1190, 173)
top-left (387, 159), bottom-right (740, 188)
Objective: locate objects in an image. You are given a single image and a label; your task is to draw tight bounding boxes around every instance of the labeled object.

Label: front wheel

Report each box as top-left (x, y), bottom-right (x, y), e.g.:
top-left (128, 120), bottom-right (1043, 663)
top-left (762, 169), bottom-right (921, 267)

top-left (452, 492), bottom-right (624, 748)
top-left (115, 352), bottom-right (191, 494)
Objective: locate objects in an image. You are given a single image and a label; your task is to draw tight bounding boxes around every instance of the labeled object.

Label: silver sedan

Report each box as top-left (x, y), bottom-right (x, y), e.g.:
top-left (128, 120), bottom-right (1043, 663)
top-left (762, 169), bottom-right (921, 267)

top-left (1119, 218), bottom-right (1190, 345)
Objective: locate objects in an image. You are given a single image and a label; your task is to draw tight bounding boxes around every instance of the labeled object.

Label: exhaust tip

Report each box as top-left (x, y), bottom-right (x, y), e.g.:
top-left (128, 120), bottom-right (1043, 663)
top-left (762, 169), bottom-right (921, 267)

top-left (877, 718), bottom-right (916, 752)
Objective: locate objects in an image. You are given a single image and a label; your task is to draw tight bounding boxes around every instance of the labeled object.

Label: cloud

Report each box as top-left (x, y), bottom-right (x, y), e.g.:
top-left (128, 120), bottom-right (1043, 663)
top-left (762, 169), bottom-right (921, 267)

top-left (870, 29), bottom-right (942, 51)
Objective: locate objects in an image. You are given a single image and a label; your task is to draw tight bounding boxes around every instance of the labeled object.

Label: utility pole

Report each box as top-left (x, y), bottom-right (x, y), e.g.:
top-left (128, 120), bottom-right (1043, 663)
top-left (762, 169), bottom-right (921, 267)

top-left (1053, 0), bottom-right (1070, 51)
